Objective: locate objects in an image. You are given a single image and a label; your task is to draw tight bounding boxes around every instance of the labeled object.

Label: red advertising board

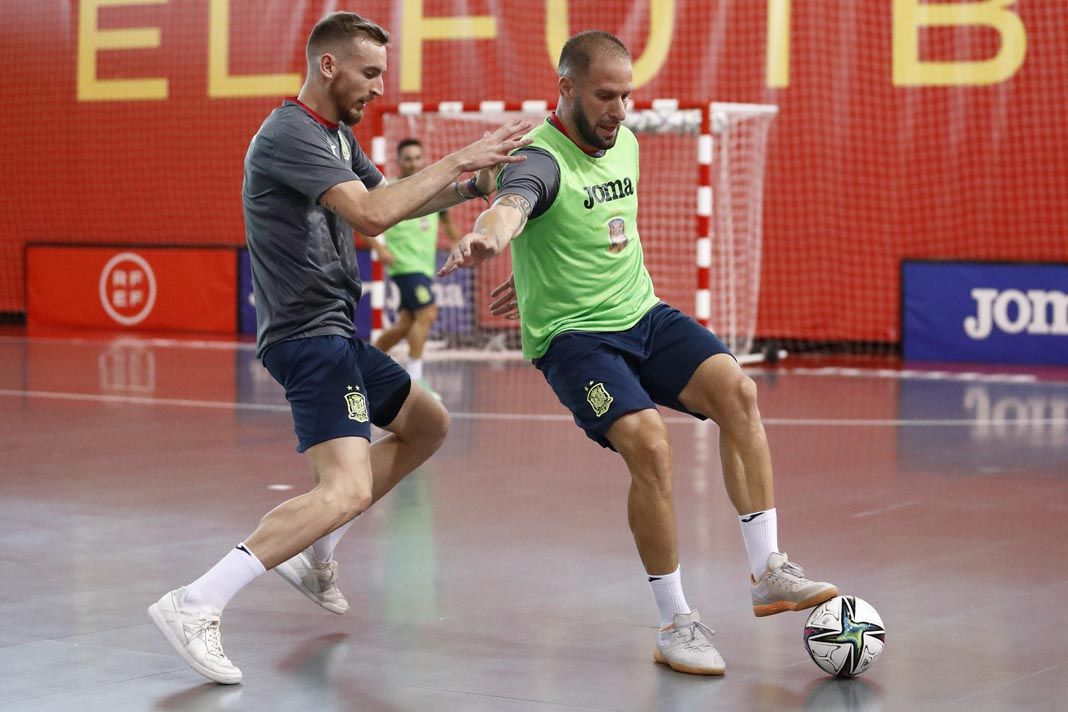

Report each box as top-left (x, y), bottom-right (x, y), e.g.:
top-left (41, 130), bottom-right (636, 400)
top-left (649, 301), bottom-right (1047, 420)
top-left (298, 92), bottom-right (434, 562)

top-left (27, 246), bottom-right (237, 333)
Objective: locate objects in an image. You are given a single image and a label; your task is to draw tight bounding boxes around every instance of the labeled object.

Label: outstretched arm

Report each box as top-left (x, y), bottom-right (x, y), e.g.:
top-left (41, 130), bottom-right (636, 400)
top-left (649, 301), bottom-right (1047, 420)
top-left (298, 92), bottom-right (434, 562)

top-left (437, 194), bottom-right (532, 276)
top-left (394, 146), bottom-right (508, 219)
top-left (319, 120), bottom-right (531, 235)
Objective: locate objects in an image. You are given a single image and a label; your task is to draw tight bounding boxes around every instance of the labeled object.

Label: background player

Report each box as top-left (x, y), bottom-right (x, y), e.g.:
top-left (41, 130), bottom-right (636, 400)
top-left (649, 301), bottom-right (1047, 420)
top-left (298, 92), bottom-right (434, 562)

top-left (440, 30), bottom-right (837, 676)
top-left (371, 138), bottom-right (462, 392)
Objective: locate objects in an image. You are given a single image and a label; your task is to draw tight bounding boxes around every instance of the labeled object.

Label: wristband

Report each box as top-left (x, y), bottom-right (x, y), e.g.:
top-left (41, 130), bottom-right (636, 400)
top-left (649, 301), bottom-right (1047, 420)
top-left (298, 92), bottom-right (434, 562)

top-left (452, 180), bottom-right (471, 201)
top-left (461, 176), bottom-right (491, 204)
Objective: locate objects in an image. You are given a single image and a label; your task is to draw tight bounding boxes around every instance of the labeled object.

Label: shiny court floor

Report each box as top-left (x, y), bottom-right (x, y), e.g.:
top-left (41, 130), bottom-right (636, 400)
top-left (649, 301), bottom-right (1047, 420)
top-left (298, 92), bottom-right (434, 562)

top-left (1, 333), bottom-right (1066, 711)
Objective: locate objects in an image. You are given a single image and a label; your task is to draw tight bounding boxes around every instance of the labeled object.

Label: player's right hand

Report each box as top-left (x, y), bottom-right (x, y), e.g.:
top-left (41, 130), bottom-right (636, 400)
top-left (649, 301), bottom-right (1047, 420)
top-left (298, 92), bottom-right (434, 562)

top-left (455, 119), bottom-right (533, 173)
top-left (438, 232), bottom-right (499, 276)
top-left (488, 274), bottom-right (518, 320)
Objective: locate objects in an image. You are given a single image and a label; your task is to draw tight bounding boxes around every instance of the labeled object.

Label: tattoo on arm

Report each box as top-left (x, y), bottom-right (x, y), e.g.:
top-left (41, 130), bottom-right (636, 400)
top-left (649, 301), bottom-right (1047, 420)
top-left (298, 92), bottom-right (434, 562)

top-left (320, 194), bottom-right (341, 215)
top-left (496, 194), bottom-right (532, 235)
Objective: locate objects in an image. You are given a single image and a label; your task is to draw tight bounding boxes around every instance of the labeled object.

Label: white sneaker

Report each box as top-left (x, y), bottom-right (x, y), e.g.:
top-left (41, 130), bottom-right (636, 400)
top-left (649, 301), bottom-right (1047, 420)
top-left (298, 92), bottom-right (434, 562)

top-left (653, 611), bottom-right (726, 675)
top-left (147, 587), bottom-right (242, 685)
top-left (751, 552), bottom-right (838, 617)
top-left (275, 552), bottom-right (349, 614)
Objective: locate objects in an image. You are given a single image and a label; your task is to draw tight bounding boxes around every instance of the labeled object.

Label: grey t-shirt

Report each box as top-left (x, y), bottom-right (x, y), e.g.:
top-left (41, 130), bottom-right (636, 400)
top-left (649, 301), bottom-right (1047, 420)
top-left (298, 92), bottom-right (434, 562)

top-left (242, 100), bottom-right (384, 357)
top-left (495, 147), bottom-right (561, 218)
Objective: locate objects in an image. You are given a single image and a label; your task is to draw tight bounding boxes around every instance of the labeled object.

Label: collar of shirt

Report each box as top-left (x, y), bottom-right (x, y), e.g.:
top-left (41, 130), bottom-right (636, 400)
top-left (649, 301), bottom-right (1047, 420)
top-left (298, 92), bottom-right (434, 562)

top-left (548, 113), bottom-right (605, 157)
top-left (288, 97), bottom-right (339, 130)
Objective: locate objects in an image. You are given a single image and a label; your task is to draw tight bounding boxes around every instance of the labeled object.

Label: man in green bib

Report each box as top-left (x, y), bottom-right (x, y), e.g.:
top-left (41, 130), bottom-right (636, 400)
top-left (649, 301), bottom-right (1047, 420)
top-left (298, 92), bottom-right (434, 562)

top-left (440, 30), bottom-right (837, 676)
top-left (372, 138), bottom-right (461, 386)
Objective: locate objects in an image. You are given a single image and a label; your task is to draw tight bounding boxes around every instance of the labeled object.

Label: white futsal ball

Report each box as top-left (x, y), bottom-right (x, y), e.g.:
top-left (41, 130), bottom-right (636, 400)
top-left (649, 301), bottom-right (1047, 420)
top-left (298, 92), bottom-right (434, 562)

top-left (803, 595), bottom-right (885, 677)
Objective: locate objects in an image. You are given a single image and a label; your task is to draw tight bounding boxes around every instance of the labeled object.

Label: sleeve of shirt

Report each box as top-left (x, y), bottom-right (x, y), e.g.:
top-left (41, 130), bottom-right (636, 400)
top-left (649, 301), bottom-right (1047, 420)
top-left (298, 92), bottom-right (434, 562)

top-left (255, 116), bottom-right (364, 202)
top-left (494, 148), bottom-right (560, 219)
top-left (347, 132), bottom-right (385, 189)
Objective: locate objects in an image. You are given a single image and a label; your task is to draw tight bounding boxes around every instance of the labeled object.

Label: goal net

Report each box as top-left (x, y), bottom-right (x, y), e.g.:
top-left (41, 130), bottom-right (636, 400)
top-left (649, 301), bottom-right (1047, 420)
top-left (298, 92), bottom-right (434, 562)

top-left (371, 101), bottom-right (777, 360)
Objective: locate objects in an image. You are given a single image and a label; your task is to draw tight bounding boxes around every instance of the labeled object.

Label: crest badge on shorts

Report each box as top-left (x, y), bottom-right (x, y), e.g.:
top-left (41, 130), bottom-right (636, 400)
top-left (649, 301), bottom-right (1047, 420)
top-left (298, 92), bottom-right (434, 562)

top-left (585, 381), bottom-right (614, 417)
top-left (344, 386), bottom-right (369, 422)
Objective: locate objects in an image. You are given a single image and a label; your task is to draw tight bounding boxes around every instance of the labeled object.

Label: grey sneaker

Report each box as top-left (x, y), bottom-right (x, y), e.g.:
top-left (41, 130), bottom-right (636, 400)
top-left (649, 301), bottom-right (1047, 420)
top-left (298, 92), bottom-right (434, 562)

top-left (276, 552), bottom-right (349, 614)
top-left (751, 552), bottom-right (838, 617)
top-left (653, 611), bottom-right (726, 676)
top-left (147, 587), bottom-right (242, 684)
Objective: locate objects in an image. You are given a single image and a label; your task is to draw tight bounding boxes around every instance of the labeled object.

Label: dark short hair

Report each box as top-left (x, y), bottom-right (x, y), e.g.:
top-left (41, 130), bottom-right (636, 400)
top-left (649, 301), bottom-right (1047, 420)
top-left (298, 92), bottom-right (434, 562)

top-left (558, 30), bottom-right (631, 79)
top-left (306, 12), bottom-right (389, 62)
top-left (397, 138), bottom-right (422, 155)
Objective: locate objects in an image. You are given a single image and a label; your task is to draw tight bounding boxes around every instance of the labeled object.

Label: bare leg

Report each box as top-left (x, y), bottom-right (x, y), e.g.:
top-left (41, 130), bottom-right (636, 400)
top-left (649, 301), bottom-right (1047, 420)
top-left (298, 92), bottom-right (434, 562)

top-left (244, 437), bottom-right (374, 570)
top-left (374, 310), bottom-right (414, 354)
top-left (406, 304), bottom-right (438, 361)
top-left (303, 383), bottom-right (450, 562)
top-left (607, 409), bottom-right (678, 575)
top-left (678, 354), bottom-right (773, 515)
top-left (367, 382), bottom-right (449, 504)
top-left (245, 383), bottom-right (449, 570)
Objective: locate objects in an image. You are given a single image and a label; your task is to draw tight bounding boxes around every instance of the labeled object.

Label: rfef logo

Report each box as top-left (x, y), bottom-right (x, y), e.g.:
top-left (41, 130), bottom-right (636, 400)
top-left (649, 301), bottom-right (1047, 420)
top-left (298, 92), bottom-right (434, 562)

top-left (98, 252), bottom-right (157, 325)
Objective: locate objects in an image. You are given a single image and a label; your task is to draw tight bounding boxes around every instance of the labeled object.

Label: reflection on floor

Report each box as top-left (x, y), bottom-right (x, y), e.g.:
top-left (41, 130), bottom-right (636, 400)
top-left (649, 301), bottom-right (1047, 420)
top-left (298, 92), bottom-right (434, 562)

top-left (1, 333), bottom-right (1066, 711)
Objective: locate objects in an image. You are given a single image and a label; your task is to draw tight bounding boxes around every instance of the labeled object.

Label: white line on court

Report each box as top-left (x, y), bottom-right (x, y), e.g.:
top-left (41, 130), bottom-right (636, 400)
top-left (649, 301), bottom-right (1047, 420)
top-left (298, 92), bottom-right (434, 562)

top-left (2, 388), bottom-right (1067, 427)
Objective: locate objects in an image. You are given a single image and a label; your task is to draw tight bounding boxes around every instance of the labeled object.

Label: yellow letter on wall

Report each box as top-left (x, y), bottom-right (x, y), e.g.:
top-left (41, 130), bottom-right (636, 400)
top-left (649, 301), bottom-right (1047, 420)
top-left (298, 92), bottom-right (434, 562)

top-left (77, 0), bottom-right (168, 101)
top-left (401, 0), bottom-right (497, 93)
top-left (893, 0), bottom-right (1027, 86)
top-left (766, 0), bottom-right (791, 88)
top-left (208, 0), bottom-right (300, 98)
top-left (545, 0), bottom-right (675, 90)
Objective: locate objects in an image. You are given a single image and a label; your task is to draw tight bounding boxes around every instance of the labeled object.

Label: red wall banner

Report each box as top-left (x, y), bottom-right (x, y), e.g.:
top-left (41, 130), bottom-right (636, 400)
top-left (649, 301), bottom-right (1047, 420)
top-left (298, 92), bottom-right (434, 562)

top-left (3, 1), bottom-right (1067, 343)
top-left (27, 246), bottom-right (237, 333)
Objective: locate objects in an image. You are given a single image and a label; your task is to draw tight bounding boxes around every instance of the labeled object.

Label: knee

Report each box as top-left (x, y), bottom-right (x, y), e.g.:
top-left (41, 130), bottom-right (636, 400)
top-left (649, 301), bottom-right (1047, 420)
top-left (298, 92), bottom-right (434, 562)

top-left (410, 397), bottom-right (450, 453)
top-left (737, 374), bottom-right (760, 410)
top-left (626, 433), bottom-right (674, 495)
top-left (718, 374), bottom-right (761, 425)
top-left (320, 479), bottom-right (372, 526)
top-left (426, 403), bottom-right (450, 451)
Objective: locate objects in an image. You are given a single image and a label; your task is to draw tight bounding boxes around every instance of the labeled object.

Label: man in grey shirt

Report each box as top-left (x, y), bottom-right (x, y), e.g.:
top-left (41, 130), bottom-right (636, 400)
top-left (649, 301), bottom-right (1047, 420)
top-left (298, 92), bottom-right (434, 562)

top-left (148, 12), bottom-right (530, 685)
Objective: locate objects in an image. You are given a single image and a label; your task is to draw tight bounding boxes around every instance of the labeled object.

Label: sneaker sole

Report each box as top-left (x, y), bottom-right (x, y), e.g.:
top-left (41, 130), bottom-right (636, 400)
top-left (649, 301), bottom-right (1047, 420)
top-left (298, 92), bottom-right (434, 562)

top-left (147, 603), bottom-right (242, 685)
top-left (653, 649), bottom-right (726, 676)
top-left (752, 585), bottom-right (839, 617)
top-left (275, 563), bottom-right (349, 615)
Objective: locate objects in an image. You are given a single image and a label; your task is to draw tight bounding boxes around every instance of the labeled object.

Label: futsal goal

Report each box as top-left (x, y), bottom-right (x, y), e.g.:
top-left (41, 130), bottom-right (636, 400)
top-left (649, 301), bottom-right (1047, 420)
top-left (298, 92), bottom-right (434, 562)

top-left (368, 100), bottom-right (778, 363)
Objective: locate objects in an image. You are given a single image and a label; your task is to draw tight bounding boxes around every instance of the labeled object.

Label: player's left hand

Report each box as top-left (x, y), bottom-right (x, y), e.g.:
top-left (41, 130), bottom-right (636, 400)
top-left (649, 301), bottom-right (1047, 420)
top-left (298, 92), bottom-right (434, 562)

top-left (438, 232), bottom-right (499, 276)
top-left (473, 164), bottom-right (501, 197)
top-left (488, 274), bottom-right (518, 319)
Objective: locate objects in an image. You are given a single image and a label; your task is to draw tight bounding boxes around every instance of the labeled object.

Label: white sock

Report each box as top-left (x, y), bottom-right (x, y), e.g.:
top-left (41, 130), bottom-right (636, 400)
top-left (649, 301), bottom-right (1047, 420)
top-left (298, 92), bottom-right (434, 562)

top-left (310, 516), bottom-right (357, 563)
top-left (408, 358), bottom-right (423, 380)
top-left (183, 543), bottom-right (267, 613)
top-left (649, 566), bottom-right (691, 630)
top-left (739, 508), bottom-right (779, 580)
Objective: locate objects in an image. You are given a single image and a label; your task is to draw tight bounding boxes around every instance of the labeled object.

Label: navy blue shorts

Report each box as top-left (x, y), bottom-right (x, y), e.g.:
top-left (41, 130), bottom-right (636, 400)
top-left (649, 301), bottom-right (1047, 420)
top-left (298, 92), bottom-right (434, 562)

top-left (391, 273), bottom-right (435, 313)
top-left (533, 303), bottom-right (732, 449)
top-left (262, 335), bottom-right (411, 452)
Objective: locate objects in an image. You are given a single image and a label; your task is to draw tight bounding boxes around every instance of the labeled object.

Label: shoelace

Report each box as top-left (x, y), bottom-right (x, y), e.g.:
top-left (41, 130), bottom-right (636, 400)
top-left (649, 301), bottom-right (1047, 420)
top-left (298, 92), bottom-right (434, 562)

top-left (192, 614), bottom-right (227, 659)
top-left (675, 620), bottom-right (718, 652)
top-left (314, 561), bottom-right (338, 586)
top-left (771, 557), bottom-right (810, 590)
